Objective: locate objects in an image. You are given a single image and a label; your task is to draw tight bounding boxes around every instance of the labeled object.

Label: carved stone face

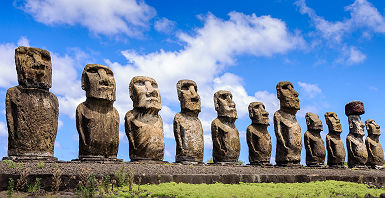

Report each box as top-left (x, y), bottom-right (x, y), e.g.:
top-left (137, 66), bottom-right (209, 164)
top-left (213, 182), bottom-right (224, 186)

top-left (214, 90), bottom-right (237, 119)
top-left (324, 112), bottom-right (342, 133)
top-left (276, 81), bottom-right (300, 112)
top-left (248, 102), bottom-right (269, 125)
top-left (81, 64), bottom-right (116, 101)
top-left (177, 80), bottom-right (200, 113)
top-left (365, 119), bottom-right (381, 136)
top-left (129, 76), bottom-right (161, 111)
top-left (348, 115), bottom-right (365, 136)
top-left (15, 46), bottom-right (52, 89)
top-left (305, 112), bottom-right (323, 131)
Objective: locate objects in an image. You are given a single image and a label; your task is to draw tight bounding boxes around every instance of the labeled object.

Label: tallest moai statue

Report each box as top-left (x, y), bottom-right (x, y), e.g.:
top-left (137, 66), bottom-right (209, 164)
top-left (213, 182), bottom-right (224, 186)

top-left (274, 81), bottom-right (302, 166)
top-left (5, 47), bottom-right (59, 161)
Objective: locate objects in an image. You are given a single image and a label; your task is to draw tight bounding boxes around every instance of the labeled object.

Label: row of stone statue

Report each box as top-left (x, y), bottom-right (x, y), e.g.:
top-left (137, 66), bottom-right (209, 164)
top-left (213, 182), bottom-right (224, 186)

top-left (3, 47), bottom-right (384, 169)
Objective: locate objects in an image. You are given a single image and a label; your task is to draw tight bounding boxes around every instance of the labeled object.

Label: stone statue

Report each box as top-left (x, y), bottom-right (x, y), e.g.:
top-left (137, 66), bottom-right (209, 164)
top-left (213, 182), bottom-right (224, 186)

top-left (345, 101), bottom-right (368, 168)
top-left (365, 119), bottom-right (384, 168)
top-left (5, 46), bottom-right (58, 161)
top-left (274, 81), bottom-right (301, 166)
top-left (125, 76), bottom-right (164, 161)
top-left (324, 112), bottom-right (345, 168)
top-left (246, 102), bottom-right (272, 166)
top-left (76, 64), bottom-right (120, 161)
top-left (304, 112), bottom-right (326, 167)
top-left (211, 90), bottom-right (240, 164)
top-left (174, 80), bottom-right (204, 163)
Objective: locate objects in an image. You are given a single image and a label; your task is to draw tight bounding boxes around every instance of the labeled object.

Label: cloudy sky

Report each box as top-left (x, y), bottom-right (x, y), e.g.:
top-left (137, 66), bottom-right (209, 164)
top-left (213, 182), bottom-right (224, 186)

top-left (0, 0), bottom-right (384, 164)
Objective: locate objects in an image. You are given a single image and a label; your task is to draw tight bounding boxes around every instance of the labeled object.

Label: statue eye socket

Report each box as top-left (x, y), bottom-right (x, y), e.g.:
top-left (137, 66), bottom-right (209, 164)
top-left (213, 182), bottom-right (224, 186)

top-left (220, 94), bottom-right (227, 100)
top-left (106, 70), bottom-right (113, 76)
top-left (152, 83), bottom-right (158, 88)
top-left (41, 53), bottom-right (51, 61)
top-left (181, 85), bottom-right (189, 90)
top-left (135, 81), bottom-right (145, 86)
top-left (87, 68), bottom-right (98, 73)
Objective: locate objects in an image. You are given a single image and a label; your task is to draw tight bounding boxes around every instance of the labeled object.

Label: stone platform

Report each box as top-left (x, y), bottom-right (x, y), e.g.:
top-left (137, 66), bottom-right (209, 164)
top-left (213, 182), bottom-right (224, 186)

top-left (0, 161), bottom-right (384, 191)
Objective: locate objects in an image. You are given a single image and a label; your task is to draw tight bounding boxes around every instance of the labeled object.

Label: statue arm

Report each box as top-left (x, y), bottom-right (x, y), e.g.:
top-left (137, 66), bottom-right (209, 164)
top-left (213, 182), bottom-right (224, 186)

top-left (75, 105), bottom-right (87, 146)
top-left (274, 114), bottom-right (288, 150)
top-left (346, 137), bottom-right (357, 159)
top-left (326, 137), bottom-right (335, 159)
top-left (125, 111), bottom-right (136, 150)
top-left (211, 121), bottom-right (223, 152)
top-left (365, 139), bottom-right (373, 159)
top-left (304, 134), bottom-right (313, 157)
top-left (246, 127), bottom-right (256, 152)
top-left (173, 115), bottom-right (184, 154)
top-left (5, 90), bottom-right (14, 141)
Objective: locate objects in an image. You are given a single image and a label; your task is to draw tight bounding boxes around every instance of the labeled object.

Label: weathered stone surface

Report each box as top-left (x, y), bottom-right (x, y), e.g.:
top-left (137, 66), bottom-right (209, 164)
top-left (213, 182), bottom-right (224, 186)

top-left (76, 64), bottom-right (120, 161)
top-left (174, 80), bottom-right (204, 163)
top-left (211, 90), bottom-right (240, 163)
top-left (246, 102), bottom-right (271, 165)
top-left (304, 112), bottom-right (326, 167)
top-left (346, 114), bottom-right (368, 168)
top-left (324, 112), bottom-right (345, 167)
top-left (125, 76), bottom-right (164, 161)
top-left (274, 81), bottom-right (301, 166)
top-left (365, 119), bottom-right (384, 168)
top-left (5, 46), bottom-right (58, 160)
top-left (345, 101), bottom-right (365, 116)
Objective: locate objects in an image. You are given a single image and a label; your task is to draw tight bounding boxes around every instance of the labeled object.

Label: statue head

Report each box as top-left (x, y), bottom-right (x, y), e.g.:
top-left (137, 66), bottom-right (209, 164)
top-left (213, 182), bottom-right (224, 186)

top-left (276, 81), bottom-right (300, 113)
top-left (348, 115), bottom-right (365, 136)
top-left (305, 112), bottom-right (323, 132)
top-left (248, 102), bottom-right (269, 125)
top-left (15, 46), bottom-right (52, 90)
top-left (177, 79), bottom-right (200, 113)
top-left (324, 112), bottom-right (342, 133)
top-left (214, 90), bottom-right (237, 119)
top-left (129, 76), bottom-right (161, 111)
top-left (81, 64), bottom-right (116, 101)
top-left (365, 119), bottom-right (381, 136)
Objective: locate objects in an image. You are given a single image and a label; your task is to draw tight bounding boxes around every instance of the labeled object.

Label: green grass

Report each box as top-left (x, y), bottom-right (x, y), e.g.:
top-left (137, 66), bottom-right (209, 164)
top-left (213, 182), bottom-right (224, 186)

top-left (107, 180), bottom-right (385, 198)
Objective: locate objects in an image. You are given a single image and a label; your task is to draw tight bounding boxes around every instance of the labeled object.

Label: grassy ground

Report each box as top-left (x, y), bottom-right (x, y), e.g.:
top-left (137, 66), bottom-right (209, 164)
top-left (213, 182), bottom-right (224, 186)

top-left (104, 181), bottom-right (385, 198)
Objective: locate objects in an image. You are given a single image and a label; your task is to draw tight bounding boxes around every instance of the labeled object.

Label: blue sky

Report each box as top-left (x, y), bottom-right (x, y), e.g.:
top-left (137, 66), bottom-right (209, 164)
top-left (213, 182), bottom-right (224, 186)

top-left (0, 0), bottom-right (384, 164)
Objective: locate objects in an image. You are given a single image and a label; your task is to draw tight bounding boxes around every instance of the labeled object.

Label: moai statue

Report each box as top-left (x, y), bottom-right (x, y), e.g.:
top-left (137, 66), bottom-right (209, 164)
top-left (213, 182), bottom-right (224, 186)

top-left (365, 119), bottom-right (384, 168)
top-left (174, 80), bottom-right (204, 163)
top-left (211, 90), bottom-right (240, 164)
top-left (76, 64), bottom-right (120, 161)
top-left (345, 101), bottom-right (368, 168)
top-left (5, 46), bottom-right (58, 161)
top-left (125, 76), bottom-right (164, 161)
top-left (274, 81), bottom-right (301, 166)
top-left (304, 112), bottom-right (326, 167)
top-left (246, 102), bottom-right (272, 166)
top-left (324, 112), bottom-right (345, 168)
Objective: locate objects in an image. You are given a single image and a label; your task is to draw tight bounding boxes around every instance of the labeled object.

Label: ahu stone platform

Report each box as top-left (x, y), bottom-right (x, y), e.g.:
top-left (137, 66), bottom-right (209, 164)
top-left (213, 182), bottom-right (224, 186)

top-left (0, 161), bottom-right (384, 191)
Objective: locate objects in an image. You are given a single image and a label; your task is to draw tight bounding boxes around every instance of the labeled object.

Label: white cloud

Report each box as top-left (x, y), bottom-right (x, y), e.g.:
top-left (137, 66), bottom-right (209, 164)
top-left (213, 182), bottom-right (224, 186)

top-left (20, 0), bottom-right (156, 37)
top-left (298, 81), bottom-right (322, 99)
top-left (0, 40), bottom-right (20, 88)
top-left (154, 18), bottom-right (175, 34)
top-left (54, 141), bottom-right (61, 148)
top-left (58, 119), bottom-right (63, 129)
top-left (0, 121), bottom-right (7, 137)
top-left (204, 134), bottom-right (212, 149)
top-left (295, 0), bottom-right (385, 65)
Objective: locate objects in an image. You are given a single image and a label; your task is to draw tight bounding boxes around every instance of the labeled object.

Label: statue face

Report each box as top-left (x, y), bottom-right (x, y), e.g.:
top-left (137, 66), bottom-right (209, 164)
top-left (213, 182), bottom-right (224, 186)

top-left (82, 64), bottom-right (116, 101)
top-left (214, 90), bottom-right (237, 119)
top-left (248, 102), bottom-right (269, 125)
top-left (129, 76), bottom-right (161, 111)
top-left (305, 112), bottom-right (323, 131)
top-left (348, 115), bottom-right (365, 136)
top-left (177, 80), bottom-right (200, 113)
top-left (15, 46), bottom-right (52, 89)
top-left (276, 81), bottom-right (300, 111)
top-left (365, 119), bottom-right (381, 136)
top-left (324, 112), bottom-right (342, 133)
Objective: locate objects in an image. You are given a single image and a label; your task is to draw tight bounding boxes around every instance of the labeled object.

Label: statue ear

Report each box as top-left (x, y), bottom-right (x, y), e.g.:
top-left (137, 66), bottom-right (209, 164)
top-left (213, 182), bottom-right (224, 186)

top-left (81, 74), bottom-right (87, 90)
top-left (306, 118), bottom-right (310, 126)
top-left (214, 98), bottom-right (219, 111)
top-left (349, 121), bottom-right (353, 129)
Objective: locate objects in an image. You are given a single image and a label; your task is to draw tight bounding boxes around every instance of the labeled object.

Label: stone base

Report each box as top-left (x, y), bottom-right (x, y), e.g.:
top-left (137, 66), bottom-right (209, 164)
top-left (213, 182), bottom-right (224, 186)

top-left (72, 157), bottom-right (123, 164)
top-left (3, 156), bottom-right (57, 162)
top-left (129, 160), bottom-right (169, 164)
top-left (306, 163), bottom-right (327, 168)
top-left (248, 162), bottom-right (273, 167)
top-left (275, 161), bottom-right (302, 167)
top-left (175, 161), bottom-right (205, 165)
top-left (348, 165), bottom-right (368, 169)
top-left (328, 164), bottom-right (347, 169)
top-left (211, 162), bottom-right (244, 166)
